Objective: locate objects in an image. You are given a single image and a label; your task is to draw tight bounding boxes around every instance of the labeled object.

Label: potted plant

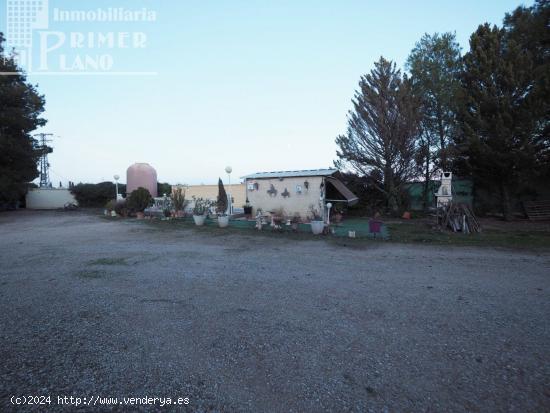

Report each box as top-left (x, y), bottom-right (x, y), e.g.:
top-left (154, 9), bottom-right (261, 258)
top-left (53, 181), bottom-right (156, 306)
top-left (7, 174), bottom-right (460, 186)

top-left (127, 187), bottom-right (152, 219)
top-left (243, 198), bottom-right (253, 218)
top-left (192, 197), bottom-right (210, 226)
top-left (309, 205), bottom-right (325, 235)
top-left (216, 178), bottom-right (229, 228)
top-left (171, 187), bottom-right (188, 218)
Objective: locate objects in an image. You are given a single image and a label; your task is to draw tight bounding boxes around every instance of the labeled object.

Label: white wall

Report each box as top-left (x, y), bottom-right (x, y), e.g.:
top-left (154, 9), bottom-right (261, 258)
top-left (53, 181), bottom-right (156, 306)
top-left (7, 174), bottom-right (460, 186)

top-left (26, 188), bottom-right (77, 209)
top-left (246, 176), bottom-right (324, 219)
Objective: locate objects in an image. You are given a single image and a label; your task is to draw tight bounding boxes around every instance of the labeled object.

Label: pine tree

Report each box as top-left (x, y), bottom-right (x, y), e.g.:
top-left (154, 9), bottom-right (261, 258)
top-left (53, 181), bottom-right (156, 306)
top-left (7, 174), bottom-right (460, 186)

top-left (503, 0), bottom-right (550, 175)
top-left (456, 2), bottom-right (549, 220)
top-left (0, 33), bottom-right (47, 205)
top-left (406, 33), bottom-right (462, 209)
top-left (217, 178), bottom-right (228, 215)
top-left (335, 57), bottom-right (421, 214)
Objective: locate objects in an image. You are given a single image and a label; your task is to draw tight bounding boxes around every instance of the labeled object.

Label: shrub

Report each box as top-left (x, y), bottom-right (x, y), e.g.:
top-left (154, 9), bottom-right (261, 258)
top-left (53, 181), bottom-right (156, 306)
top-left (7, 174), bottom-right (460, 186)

top-left (171, 187), bottom-right (188, 212)
top-left (72, 182), bottom-right (126, 207)
top-left (105, 199), bottom-right (117, 211)
top-left (114, 199), bottom-right (129, 217)
top-left (192, 197), bottom-right (211, 215)
top-left (127, 187), bottom-right (152, 212)
top-left (271, 207), bottom-right (286, 224)
top-left (157, 182), bottom-right (172, 197)
top-left (217, 178), bottom-right (228, 215)
top-left (291, 213), bottom-right (302, 224)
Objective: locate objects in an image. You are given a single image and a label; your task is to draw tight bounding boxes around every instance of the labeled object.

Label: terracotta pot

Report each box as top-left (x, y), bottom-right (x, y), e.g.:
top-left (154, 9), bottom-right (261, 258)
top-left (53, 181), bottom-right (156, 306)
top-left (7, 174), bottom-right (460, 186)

top-left (193, 215), bottom-right (206, 226)
top-left (136, 211), bottom-right (145, 219)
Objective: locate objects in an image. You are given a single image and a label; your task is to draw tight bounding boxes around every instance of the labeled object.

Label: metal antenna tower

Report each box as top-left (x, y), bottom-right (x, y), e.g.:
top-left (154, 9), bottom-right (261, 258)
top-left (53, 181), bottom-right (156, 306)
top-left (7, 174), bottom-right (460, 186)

top-left (34, 133), bottom-right (54, 188)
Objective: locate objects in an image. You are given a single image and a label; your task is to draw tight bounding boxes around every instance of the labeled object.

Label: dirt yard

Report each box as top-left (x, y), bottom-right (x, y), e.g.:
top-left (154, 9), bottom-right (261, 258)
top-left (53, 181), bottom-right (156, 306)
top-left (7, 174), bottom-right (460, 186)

top-left (0, 210), bottom-right (549, 412)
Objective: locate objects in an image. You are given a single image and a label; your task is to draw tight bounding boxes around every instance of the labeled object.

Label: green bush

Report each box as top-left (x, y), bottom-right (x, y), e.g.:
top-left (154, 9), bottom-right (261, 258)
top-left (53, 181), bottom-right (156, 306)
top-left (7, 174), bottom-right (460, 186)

top-left (105, 199), bottom-right (117, 211)
top-left (114, 199), bottom-right (129, 217)
top-left (171, 186), bottom-right (188, 212)
top-left (127, 187), bottom-right (152, 212)
top-left (157, 182), bottom-right (172, 197)
top-left (217, 178), bottom-right (228, 215)
top-left (72, 182), bottom-right (126, 207)
top-left (192, 197), bottom-right (211, 215)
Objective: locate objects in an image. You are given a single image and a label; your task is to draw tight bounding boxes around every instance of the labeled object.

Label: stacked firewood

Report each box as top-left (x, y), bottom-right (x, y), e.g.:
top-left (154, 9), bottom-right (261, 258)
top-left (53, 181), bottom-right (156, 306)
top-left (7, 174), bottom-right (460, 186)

top-left (438, 203), bottom-right (481, 234)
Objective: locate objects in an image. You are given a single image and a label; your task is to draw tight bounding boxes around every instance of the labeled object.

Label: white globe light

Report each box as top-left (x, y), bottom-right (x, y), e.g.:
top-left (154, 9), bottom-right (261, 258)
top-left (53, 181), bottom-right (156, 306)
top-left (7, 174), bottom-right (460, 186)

top-left (114, 174), bottom-right (120, 181)
top-left (327, 203), bottom-right (333, 208)
top-left (225, 166), bottom-right (232, 174)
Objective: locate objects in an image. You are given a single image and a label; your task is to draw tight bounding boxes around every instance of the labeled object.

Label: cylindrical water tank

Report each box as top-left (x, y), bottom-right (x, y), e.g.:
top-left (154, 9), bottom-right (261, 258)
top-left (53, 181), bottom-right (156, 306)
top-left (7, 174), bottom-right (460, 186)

top-left (126, 163), bottom-right (158, 197)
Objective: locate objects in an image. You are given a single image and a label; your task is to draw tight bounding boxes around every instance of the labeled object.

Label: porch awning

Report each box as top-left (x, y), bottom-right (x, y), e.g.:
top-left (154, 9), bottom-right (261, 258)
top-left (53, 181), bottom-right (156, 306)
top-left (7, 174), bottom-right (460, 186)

top-left (325, 177), bottom-right (359, 206)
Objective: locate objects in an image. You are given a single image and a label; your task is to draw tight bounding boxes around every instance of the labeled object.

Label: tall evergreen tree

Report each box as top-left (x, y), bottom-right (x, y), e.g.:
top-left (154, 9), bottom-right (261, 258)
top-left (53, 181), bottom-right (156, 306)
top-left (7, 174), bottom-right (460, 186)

top-left (335, 57), bottom-right (421, 214)
top-left (456, 1), bottom-right (549, 220)
top-left (217, 178), bottom-right (228, 215)
top-left (406, 33), bottom-right (462, 209)
top-left (0, 33), bottom-right (47, 205)
top-left (503, 0), bottom-right (550, 174)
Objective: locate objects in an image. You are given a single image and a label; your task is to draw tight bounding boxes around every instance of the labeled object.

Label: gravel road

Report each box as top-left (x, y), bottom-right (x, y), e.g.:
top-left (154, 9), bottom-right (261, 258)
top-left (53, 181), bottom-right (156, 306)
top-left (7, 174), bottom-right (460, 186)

top-left (0, 210), bottom-right (549, 412)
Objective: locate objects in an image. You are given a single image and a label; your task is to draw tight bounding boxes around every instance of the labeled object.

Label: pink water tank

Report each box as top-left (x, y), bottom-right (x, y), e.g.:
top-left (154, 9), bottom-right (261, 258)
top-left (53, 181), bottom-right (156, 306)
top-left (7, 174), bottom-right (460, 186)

top-left (126, 163), bottom-right (158, 197)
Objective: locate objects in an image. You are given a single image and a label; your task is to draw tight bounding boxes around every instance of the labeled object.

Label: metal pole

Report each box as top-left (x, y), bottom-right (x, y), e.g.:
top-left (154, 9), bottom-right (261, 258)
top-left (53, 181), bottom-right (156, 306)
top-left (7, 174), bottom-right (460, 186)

top-left (227, 172), bottom-right (232, 215)
top-left (114, 175), bottom-right (120, 200)
top-left (225, 166), bottom-right (233, 215)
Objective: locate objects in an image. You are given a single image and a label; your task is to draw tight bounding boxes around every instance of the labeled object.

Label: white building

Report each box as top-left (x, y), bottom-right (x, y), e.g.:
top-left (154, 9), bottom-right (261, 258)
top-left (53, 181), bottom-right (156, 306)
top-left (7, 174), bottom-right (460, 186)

top-left (241, 168), bottom-right (358, 220)
top-left (26, 188), bottom-right (77, 209)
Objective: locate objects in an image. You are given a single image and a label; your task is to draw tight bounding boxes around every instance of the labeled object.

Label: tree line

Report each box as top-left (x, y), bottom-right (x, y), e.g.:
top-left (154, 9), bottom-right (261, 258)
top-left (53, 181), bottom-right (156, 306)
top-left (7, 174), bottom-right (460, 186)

top-left (0, 33), bottom-right (46, 208)
top-left (335, 1), bottom-right (549, 220)
top-left (1, 2), bottom-right (548, 217)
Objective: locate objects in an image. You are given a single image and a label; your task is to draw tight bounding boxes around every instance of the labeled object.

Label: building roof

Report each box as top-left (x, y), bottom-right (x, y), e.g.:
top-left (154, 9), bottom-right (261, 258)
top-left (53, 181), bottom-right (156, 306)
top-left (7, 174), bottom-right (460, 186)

top-left (241, 168), bottom-right (337, 180)
top-left (325, 177), bottom-right (359, 205)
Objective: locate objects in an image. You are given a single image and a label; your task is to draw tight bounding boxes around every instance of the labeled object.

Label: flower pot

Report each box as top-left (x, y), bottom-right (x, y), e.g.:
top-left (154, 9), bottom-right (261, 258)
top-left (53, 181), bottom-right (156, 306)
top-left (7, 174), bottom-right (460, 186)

top-left (218, 215), bottom-right (229, 228)
top-left (310, 220), bottom-right (325, 235)
top-left (243, 206), bottom-right (253, 217)
top-left (136, 211), bottom-right (145, 219)
top-left (176, 210), bottom-right (185, 218)
top-left (193, 215), bottom-right (206, 226)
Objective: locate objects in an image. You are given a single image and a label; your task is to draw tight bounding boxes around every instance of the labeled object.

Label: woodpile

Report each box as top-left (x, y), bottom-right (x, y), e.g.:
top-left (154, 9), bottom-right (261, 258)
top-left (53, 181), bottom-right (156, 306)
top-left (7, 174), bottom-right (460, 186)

top-left (438, 203), bottom-right (481, 233)
top-left (523, 200), bottom-right (550, 221)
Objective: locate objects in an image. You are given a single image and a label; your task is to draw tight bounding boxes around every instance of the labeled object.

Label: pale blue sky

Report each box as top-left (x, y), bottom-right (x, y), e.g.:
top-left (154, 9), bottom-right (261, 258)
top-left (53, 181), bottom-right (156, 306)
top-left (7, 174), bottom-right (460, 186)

top-left (1, 0), bottom-right (533, 185)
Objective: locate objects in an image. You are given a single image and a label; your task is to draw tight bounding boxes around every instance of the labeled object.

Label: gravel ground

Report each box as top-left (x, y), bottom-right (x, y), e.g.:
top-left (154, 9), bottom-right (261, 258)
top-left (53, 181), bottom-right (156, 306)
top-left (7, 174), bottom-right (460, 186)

top-left (0, 210), bottom-right (549, 412)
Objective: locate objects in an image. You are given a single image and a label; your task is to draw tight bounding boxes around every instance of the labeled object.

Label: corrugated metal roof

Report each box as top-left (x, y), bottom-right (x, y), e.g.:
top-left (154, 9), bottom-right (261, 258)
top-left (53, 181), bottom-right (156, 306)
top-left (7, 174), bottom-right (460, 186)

top-left (241, 168), bottom-right (337, 180)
